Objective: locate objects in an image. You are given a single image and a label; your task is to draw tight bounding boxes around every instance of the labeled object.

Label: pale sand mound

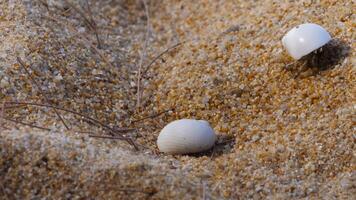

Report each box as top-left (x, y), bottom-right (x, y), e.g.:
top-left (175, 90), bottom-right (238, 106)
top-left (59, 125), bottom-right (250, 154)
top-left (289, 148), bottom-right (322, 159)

top-left (0, 0), bottom-right (355, 199)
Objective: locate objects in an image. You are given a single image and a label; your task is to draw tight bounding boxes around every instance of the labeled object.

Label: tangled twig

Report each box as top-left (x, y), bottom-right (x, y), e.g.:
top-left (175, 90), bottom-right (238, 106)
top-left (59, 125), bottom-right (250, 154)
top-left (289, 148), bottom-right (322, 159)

top-left (6, 101), bottom-right (139, 150)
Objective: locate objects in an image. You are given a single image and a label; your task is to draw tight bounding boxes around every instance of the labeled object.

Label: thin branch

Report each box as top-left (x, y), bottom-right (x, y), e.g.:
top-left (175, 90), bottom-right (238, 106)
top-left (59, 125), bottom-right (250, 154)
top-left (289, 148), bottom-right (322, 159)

top-left (38, 0), bottom-right (50, 11)
top-left (131, 109), bottom-right (171, 123)
top-left (63, 0), bottom-right (95, 29)
top-left (81, 130), bottom-right (140, 150)
top-left (5, 101), bottom-right (134, 133)
top-left (89, 42), bottom-right (115, 69)
top-left (0, 102), bottom-right (5, 133)
top-left (5, 101), bottom-right (139, 150)
top-left (4, 117), bottom-right (51, 131)
top-left (17, 57), bottom-right (70, 130)
top-left (95, 186), bottom-right (154, 194)
top-left (64, 0), bottom-right (101, 48)
top-left (2, 116), bottom-right (138, 149)
top-left (89, 134), bottom-right (139, 150)
top-left (88, 134), bottom-right (129, 140)
top-left (220, 24), bottom-right (240, 36)
top-left (142, 41), bottom-right (184, 75)
top-left (136, 0), bottom-right (150, 110)
top-left (202, 180), bottom-right (207, 200)
top-left (3, 104), bottom-right (27, 109)
top-left (84, 0), bottom-right (102, 48)
top-left (211, 180), bottom-right (222, 194)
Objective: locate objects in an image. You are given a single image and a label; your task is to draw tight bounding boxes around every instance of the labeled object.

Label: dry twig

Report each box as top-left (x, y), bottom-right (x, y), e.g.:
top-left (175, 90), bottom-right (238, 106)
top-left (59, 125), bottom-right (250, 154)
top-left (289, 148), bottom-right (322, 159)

top-left (0, 102), bottom-right (5, 133)
top-left (136, 0), bottom-right (150, 110)
top-left (202, 180), bottom-right (207, 200)
top-left (6, 101), bottom-right (134, 133)
top-left (5, 101), bottom-right (139, 150)
top-left (88, 134), bottom-right (130, 141)
top-left (131, 109), bottom-right (171, 123)
top-left (17, 57), bottom-right (70, 130)
top-left (4, 117), bottom-right (51, 131)
top-left (38, 0), bottom-right (49, 11)
top-left (64, 0), bottom-right (102, 48)
top-left (84, 0), bottom-right (102, 48)
top-left (142, 41), bottom-right (185, 76)
top-left (89, 134), bottom-right (138, 150)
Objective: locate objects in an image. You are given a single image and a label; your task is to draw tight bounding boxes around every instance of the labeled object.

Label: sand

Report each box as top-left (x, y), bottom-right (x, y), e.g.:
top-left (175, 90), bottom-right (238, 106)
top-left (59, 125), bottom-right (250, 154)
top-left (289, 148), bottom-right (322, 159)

top-left (0, 0), bottom-right (355, 199)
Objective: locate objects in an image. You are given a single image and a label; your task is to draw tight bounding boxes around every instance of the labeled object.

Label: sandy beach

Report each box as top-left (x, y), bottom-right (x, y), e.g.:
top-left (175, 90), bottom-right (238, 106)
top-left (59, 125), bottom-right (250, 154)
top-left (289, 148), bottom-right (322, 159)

top-left (0, 0), bottom-right (355, 199)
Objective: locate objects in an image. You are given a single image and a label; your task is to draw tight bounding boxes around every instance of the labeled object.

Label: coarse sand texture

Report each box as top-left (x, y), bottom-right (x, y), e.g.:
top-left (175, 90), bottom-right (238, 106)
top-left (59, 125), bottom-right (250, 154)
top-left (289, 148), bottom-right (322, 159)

top-left (0, 0), bottom-right (355, 199)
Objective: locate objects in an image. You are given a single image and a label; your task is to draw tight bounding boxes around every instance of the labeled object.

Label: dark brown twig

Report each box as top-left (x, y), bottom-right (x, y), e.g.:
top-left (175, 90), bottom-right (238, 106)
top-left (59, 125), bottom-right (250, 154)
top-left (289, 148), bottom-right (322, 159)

top-left (38, 0), bottom-right (50, 11)
top-left (63, 0), bottom-right (94, 28)
top-left (88, 134), bottom-right (129, 140)
top-left (134, 41), bottom-right (184, 114)
top-left (64, 0), bottom-right (101, 48)
top-left (5, 101), bottom-right (134, 133)
top-left (4, 117), bottom-right (51, 131)
top-left (95, 186), bottom-right (154, 194)
top-left (6, 101), bottom-right (139, 150)
top-left (136, 0), bottom-right (150, 110)
top-left (84, 0), bottom-right (102, 48)
top-left (88, 134), bottom-right (139, 150)
top-left (17, 57), bottom-right (70, 130)
top-left (2, 116), bottom-right (138, 149)
top-left (131, 109), bottom-right (171, 123)
top-left (142, 41), bottom-right (184, 75)
top-left (0, 102), bottom-right (5, 133)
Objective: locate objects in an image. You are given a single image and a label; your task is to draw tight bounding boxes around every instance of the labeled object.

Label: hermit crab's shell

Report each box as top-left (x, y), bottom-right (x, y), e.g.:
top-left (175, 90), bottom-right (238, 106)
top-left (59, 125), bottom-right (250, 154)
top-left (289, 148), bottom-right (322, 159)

top-left (157, 119), bottom-right (216, 154)
top-left (282, 23), bottom-right (332, 60)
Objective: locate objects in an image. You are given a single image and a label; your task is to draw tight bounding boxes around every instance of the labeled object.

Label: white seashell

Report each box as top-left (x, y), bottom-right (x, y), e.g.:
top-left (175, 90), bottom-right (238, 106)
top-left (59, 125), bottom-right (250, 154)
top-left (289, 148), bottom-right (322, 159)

top-left (282, 23), bottom-right (332, 60)
top-left (157, 119), bottom-right (216, 154)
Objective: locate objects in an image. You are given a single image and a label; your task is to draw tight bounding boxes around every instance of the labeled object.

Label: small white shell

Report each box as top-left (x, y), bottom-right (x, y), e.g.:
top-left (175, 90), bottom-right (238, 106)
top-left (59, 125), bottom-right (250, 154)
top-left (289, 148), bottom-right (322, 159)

top-left (157, 119), bottom-right (216, 154)
top-left (282, 23), bottom-right (331, 60)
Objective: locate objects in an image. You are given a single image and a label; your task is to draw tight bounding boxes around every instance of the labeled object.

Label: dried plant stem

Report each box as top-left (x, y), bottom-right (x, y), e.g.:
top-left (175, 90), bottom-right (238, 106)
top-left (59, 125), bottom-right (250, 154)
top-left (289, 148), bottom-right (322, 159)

top-left (96, 186), bottom-right (154, 194)
top-left (202, 180), bottom-right (207, 200)
top-left (6, 101), bottom-right (139, 150)
top-left (0, 102), bottom-right (5, 133)
top-left (136, 0), bottom-right (150, 110)
top-left (6, 101), bottom-right (138, 150)
top-left (38, 0), bottom-right (49, 11)
top-left (2, 117), bottom-right (138, 150)
top-left (84, 0), bottom-right (102, 48)
top-left (6, 101), bottom-right (134, 133)
top-left (89, 134), bottom-right (138, 150)
top-left (142, 41), bottom-right (184, 75)
top-left (77, 130), bottom-right (139, 150)
top-left (4, 117), bottom-right (51, 131)
top-left (17, 57), bottom-right (70, 130)
top-left (135, 3), bottom-right (184, 111)
top-left (64, 0), bottom-right (101, 48)
top-left (131, 109), bottom-right (171, 123)
top-left (88, 134), bottom-right (129, 141)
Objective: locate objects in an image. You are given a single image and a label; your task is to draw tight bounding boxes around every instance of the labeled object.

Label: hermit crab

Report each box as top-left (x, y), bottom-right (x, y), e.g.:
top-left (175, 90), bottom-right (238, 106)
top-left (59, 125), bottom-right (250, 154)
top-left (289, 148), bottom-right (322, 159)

top-left (282, 23), bottom-right (343, 77)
